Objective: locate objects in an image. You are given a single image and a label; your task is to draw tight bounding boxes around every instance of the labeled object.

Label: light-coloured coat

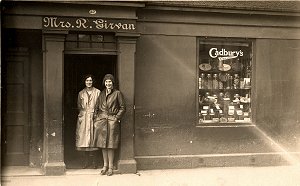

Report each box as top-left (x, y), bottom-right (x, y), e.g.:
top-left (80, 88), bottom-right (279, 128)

top-left (76, 87), bottom-right (100, 150)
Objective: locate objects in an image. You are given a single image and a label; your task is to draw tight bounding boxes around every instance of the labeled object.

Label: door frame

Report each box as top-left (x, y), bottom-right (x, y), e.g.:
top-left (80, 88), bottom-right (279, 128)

top-left (63, 52), bottom-right (118, 169)
top-left (42, 31), bottom-right (139, 175)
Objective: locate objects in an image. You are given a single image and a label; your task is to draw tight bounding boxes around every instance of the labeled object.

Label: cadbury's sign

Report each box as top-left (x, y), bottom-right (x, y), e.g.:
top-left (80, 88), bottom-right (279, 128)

top-left (209, 48), bottom-right (244, 59)
top-left (42, 17), bottom-right (136, 32)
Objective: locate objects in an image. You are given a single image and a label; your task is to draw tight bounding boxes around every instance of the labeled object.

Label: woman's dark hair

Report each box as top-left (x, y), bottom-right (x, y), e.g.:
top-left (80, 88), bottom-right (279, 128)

top-left (102, 74), bottom-right (115, 86)
top-left (82, 74), bottom-right (95, 86)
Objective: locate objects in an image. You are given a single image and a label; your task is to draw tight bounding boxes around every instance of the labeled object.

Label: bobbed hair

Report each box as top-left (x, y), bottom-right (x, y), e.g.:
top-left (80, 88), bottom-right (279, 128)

top-left (102, 74), bottom-right (115, 86)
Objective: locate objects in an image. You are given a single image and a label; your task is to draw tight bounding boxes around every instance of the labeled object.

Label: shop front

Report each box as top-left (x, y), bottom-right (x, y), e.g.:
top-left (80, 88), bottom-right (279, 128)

top-left (2, 1), bottom-right (142, 175)
top-left (134, 2), bottom-right (300, 169)
top-left (2, 1), bottom-right (300, 175)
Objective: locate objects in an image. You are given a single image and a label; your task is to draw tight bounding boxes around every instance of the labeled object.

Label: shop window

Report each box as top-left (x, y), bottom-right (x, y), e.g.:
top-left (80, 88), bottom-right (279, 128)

top-left (198, 38), bottom-right (253, 126)
top-left (65, 33), bottom-right (116, 50)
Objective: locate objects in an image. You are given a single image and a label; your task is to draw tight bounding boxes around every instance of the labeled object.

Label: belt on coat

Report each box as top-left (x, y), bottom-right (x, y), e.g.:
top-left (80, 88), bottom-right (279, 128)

top-left (98, 113), bottom-right (117, 121)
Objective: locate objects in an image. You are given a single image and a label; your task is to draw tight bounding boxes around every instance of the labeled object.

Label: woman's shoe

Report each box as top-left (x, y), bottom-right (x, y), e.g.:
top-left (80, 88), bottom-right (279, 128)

top-left (106, 168), bottom-right (113, 176)
top-left (100, 166), bottom-right (108, 175)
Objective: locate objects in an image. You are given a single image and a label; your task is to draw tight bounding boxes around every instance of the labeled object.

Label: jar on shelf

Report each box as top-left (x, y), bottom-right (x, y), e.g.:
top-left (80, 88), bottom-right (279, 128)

top-left (240, 77), bottom-right (245, 89)
top-left (218, 81), bottom-right (223, 90)
top-left (207, 74), bottom-right (212, 89)
top-left (226, 74), bottom-right (233, 89)
top-left (233, 74), bottom-right (239, 89)
top-left (212, 74), bottom-right (219, 89)
top-left (200, 73), bottom-right (205, 89)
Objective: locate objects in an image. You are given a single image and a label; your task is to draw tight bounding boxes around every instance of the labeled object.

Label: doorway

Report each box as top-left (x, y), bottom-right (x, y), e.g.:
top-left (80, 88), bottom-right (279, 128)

top-left (64, 54), bottom-right (117, 169)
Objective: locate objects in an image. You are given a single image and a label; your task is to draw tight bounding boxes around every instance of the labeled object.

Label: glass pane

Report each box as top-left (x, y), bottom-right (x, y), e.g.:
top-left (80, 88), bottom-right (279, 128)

top-left (198, 39), bottom-right (252, 125)
top-left (78, 34), bottom-right (90, 42)
top-left (66, 34), bottom-right (77, 41)
top-left (78, 41), bottom-right (90, 48)
top-left (91, 42), bottom-right (103, 48)
top-left (103, 43), bottom-right (117, 50)
top-left (91, 35), bottom-right (103, 42)
top-left (103, 34), bottom-right (115, 42)
top-left (65, 41), bottom-right (77, 49)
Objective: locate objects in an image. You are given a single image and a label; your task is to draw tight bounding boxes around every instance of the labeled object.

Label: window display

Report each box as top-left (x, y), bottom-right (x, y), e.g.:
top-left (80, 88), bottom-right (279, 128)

top-left (198, 39), bottom-right (252, 125)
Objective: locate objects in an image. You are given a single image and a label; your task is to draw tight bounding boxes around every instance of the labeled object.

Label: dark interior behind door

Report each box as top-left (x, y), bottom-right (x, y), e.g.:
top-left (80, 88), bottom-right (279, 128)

top-left (64, 54), bottom-right (116, 169)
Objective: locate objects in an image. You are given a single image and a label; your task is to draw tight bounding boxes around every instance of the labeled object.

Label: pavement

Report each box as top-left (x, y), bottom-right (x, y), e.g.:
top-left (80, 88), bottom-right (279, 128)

top-left (2, 165), bottom-right (300, 186)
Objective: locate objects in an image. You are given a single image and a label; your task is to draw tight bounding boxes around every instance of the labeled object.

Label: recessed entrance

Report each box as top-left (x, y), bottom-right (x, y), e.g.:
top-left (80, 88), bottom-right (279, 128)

top-left (64, 54), bottom-right (117, 169)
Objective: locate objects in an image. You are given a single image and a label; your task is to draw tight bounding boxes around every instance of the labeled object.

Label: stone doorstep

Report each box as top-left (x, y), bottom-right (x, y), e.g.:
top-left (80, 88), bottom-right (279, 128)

top-left (1, 166), bottom-right (122, 177)
top-left (2, 159), bottom-right (137, 176)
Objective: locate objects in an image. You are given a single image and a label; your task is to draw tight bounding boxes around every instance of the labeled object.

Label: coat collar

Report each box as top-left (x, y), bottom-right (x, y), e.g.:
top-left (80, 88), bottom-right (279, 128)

top-left (104, 88), bottom-right (115, 96)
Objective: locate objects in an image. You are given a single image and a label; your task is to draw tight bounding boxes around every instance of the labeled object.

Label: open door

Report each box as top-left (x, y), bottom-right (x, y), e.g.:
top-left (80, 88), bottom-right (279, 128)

top-left (64, 54), bottom-right (116, 169)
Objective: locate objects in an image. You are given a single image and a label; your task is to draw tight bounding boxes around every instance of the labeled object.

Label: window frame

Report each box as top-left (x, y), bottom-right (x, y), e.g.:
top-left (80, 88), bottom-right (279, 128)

top-left (196, 37), bottom-right (255, 128)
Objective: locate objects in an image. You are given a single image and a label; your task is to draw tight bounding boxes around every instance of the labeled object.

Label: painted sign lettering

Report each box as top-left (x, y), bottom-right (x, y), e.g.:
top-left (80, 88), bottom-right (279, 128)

top-left (43, 17), bottom-right (136, 31)
top-left (209, 48), bottom-right (243, 59)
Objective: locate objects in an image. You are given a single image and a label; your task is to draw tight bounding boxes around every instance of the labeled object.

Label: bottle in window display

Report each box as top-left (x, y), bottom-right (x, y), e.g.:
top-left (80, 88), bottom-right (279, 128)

top-left (224, 73), bottom-right (230, 89)
top-left (228, 75), bottom-right (233, 89)
top-left (233, 74), bottom-right (239, 89)
top-left (218, 79), bottom-right (223, 89)
top-left (240, 77), bottom-right (245, 89)
top-left (219, 73), bottom-right (227, 89)
top-left (212, 74), bottom-right (219, 89)
top-left (203, 73), bottom-right (208, 89)
top-left (200, 73), bottom-right (205, 89)
top-left (207, 74), bottom-right (212, 89)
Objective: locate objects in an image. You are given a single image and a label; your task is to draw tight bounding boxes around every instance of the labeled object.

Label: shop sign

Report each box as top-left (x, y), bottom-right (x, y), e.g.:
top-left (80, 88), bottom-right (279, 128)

top-left (43, 16), bottom-right (136, 32)
top-left (209, 48), bottom-right (244, 59)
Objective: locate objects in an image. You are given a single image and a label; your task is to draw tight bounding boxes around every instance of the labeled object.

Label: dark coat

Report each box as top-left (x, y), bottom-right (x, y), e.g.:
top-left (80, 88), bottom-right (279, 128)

top-left (93, 88), bottom-right (126, 148)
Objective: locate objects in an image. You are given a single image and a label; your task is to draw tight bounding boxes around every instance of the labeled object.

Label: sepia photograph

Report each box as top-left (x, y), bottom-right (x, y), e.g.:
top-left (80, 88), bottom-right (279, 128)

top-left (1, 0), bottom-right (300, 185)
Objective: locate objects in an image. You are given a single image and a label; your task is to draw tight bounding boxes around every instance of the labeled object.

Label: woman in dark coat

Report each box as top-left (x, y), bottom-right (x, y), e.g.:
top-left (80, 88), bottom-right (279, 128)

top-left (93, 74), bottom-right (126, 176)
top-left (76, 74), bottom-right (100, 168)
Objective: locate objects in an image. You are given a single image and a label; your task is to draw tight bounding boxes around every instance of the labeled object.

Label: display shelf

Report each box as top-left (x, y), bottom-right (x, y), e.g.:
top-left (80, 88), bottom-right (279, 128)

top-left (199, 88), bottom-right (251, 91)
top-left (199, 70), bottom-right (242, 74)
top-left (196, 123), bottom-right (255, 128)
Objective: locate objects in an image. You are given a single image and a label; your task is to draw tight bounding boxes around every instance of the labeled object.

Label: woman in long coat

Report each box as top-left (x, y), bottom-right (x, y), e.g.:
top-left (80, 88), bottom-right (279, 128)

top-left (76, 74), bottom-right (100, 168)
top-left (94, 74), bottom-right (126, 176)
